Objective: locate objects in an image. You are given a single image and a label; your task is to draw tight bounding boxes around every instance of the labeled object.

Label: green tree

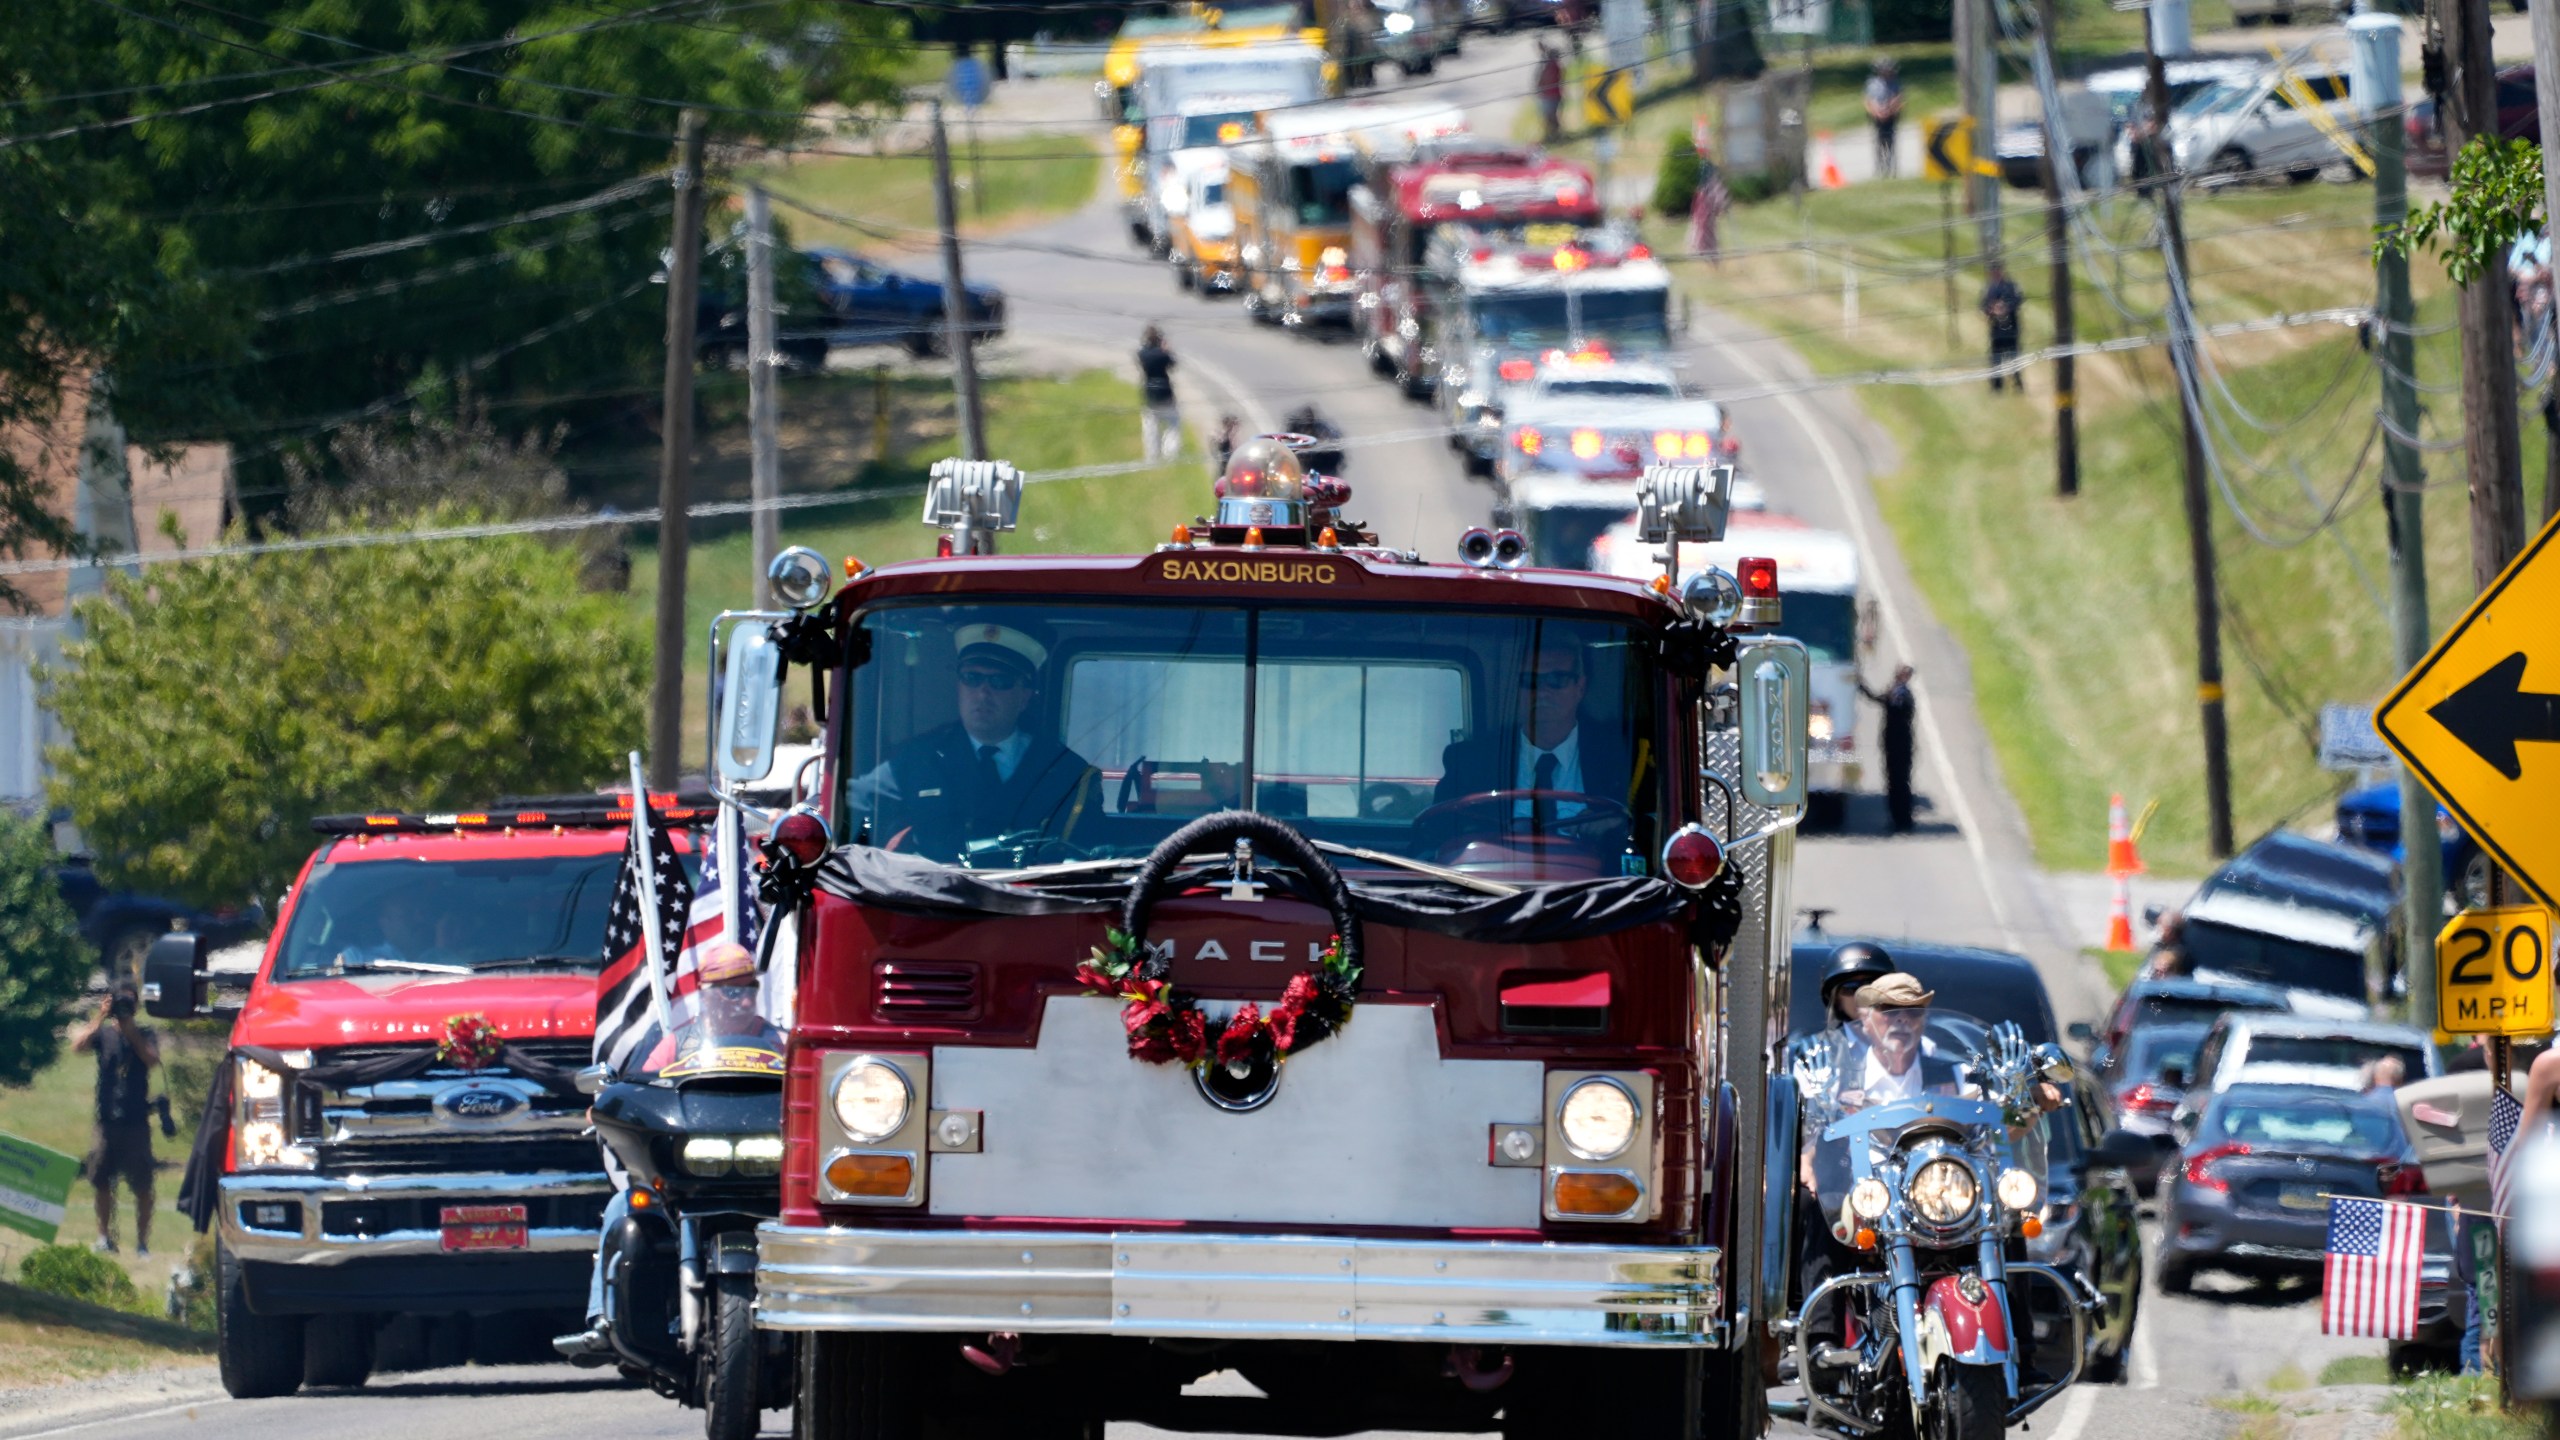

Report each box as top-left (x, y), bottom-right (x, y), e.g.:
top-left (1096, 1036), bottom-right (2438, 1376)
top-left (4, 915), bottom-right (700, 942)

top-left (0, 810), bottom-right (90, 1088)
top-left (44, 525), bottom-right (647, 907)
top-left (2379, 136), bottom-right (2546, 283)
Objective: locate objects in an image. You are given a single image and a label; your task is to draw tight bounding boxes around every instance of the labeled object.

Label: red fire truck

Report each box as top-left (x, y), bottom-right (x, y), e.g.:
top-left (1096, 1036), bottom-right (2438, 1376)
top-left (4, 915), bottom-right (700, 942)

top-left (1348, 139), bottom-right (1599, 399)
top-left (159, 799), bottom-right (705, 1398)
top-left (719, 452), bottom-right (1812, 1438)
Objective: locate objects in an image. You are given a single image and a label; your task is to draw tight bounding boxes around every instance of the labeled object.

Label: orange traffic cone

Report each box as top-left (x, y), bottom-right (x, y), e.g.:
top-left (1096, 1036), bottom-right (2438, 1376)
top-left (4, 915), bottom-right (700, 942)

top-left (2104, 873), bottom-right (2136, 952)
top-left (1816, 133), bottom-right (1845, 190)
top-left (2105, 793), bottom-right (2144, 877)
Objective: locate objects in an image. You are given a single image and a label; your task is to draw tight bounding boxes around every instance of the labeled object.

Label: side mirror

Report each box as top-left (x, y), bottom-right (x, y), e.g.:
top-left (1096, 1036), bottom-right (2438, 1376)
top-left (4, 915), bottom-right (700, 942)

top-left (2141, 903), bottom-right (2164, 927)
top-left (1736, 638), bottom-right (1810, 809)
top-left (2086, 1128), bottom-right (2157, 1171)
top-left (575, 1063), bottom-right (612, 1097)
top-left (2066, 1021), bottom-right (2096, 1044)
top-left (142, 932), bottom-right (207, 1021)
top-left (716, 622), bottom-right (786, 786)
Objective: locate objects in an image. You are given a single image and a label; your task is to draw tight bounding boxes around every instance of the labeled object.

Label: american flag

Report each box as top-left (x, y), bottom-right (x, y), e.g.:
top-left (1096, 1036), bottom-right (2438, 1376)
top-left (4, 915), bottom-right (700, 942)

top-left (2322, 1196), bottom-right (2427, 1339)
top-left (2490, 1086), bottom-right (2523, 1222)
top-left (594, 798), bottom-right (695, 1074)
top-left (670, 811), bottom-right (761, 1017)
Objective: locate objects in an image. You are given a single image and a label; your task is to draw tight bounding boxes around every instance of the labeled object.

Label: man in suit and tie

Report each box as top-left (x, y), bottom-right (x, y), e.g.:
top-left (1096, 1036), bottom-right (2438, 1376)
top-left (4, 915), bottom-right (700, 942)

top-left (1435, 633), bottom-right (1633, 830)
top-left (844, 624), bottom-right (1100, 860)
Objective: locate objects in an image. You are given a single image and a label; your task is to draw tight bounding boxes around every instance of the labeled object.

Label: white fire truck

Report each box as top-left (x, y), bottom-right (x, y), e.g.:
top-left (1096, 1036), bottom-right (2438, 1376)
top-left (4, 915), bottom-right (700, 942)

top-left (1433, 229), bottom-right (1675, 475)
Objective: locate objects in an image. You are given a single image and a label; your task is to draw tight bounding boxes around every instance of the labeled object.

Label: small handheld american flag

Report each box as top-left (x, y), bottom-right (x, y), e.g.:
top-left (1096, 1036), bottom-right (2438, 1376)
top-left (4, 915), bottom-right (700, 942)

top-left (2490, 1087), bottom-right (2523, 1223)
top-left (2321, 1196), bottom-right (2426, 1340)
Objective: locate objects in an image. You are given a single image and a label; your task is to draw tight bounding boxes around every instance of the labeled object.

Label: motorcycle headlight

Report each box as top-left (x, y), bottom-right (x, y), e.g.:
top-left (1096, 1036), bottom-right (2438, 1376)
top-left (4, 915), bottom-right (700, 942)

top-left (1850, 1177), bottom-right (1892, 1220)
top-left (1997, 1168), bottom-right (2040, 1211)
top-left (832, 1059), bottom-right (912, 1144)
top-left (733, 1135), bottom-right (785, 1177)
top-left (1557, 1078), bottom-right (1638, 1161)
top-left (1906, 1157), bottom-right (1979, 1224)
top-left (681, 1136), bottom-right (735, 1176)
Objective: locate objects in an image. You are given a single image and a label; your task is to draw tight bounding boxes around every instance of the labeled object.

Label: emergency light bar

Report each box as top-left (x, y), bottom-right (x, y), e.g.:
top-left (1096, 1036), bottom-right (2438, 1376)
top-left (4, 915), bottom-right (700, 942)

top-left (311, 796), bottom-right (714, 835)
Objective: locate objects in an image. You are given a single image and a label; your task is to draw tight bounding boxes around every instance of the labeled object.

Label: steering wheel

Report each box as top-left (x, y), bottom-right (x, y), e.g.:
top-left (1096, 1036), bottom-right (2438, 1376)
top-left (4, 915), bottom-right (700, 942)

top-left (1408, 789), bottom-right (1634, 854)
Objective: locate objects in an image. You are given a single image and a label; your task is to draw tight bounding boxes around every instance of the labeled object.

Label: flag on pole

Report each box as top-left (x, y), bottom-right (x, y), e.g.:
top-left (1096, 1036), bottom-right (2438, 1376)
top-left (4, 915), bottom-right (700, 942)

top-left (595, 791), bottom-right (695, 1074)
top-left (671, 806), bottom-right (760, 1017)
top-left (2321, 1196), bottom-right (2426, 1339)
top-left (2490, 1086), bottom-right (2523, 1222)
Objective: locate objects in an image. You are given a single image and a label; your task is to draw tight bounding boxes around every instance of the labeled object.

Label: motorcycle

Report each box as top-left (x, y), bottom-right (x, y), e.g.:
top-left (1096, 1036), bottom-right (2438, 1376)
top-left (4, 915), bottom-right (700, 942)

top-left (1786, 1014), bottom-right (2101, 1440)
top-left (583, 998), bottom-right (790, 1440)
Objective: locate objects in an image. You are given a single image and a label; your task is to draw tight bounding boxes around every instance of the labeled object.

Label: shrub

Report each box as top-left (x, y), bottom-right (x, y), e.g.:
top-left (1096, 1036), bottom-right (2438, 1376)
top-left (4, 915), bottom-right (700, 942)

top-left (1654, 133), bottom-right (1702, 218)
top-left (18, 1243), bottom-right (144, 1313)
top-left (0, 811), bottom-right (90, 1087)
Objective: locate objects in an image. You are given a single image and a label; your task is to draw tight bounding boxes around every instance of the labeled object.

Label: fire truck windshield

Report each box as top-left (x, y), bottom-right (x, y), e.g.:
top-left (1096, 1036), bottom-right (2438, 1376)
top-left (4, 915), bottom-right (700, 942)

top-left (1290, 160), bottom-right (1360, 225)
top-left (1470, 288), bottom-right (1668, 348)
top-left (273, 852), bottom-right (674, 980)
top-left (839, 603), bottom-right (1664, 881)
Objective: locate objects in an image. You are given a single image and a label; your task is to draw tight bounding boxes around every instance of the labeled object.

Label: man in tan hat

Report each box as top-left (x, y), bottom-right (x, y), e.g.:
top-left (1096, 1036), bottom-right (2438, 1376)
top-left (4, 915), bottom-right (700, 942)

top-left (1829, 973), bottom-right (1964, 1113)
top-left (844, 623), bottom-right (1100, 860)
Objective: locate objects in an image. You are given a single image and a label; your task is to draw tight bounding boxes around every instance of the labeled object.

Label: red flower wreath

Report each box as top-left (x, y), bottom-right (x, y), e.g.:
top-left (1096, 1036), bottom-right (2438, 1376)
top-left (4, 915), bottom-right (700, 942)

top-left (436, 1012), bottom-right (506, 1071)
top-left (1076, 928), bottom-right (1361, 1072)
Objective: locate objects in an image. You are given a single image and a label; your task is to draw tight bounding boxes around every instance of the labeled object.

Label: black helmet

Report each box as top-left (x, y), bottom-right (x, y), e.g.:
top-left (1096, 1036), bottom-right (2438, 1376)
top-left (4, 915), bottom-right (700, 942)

top-left (1819, 942), bottom-right (1895, 1010)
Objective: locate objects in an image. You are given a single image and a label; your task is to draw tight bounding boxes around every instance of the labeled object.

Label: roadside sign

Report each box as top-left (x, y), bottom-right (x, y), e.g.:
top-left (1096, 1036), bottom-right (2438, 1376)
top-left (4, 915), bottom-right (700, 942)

top-left (2434, 906), bottom-right (2553, 1041)
top-left (950, 56), bottom-right (990, 111)
top-left (1584, 68), bottom-right (1634, 130)
top-left (1923, 112), bottom-right (1972, 182)
top-left (0, 1131), bottom-right (79, 1243)
top-left (2377, 510), bottom-right (2560, 913)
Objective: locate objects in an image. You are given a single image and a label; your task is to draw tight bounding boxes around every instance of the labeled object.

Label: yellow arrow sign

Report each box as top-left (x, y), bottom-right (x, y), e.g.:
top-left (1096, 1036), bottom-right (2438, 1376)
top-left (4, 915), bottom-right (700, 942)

top-left (2434, 905), bottom-right (2552, 1041)
top-left (1583, 69), bottom-right (1633, 131)
top-left (2378, 509), bottom-right (2560, 912)
top-left (1922, 112), bottom-right (1972, 182)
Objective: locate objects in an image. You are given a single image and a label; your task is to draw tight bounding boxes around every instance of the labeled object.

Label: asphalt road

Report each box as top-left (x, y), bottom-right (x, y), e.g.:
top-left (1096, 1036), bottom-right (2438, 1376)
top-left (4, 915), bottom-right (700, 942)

top-left (7, 36), bottom-right (2387, 1440)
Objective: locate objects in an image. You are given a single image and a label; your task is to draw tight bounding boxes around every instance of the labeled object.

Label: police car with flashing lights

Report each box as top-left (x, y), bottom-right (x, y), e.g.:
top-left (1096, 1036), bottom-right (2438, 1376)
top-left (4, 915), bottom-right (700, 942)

top-left (1432, 232), bottom-right (1675, 475)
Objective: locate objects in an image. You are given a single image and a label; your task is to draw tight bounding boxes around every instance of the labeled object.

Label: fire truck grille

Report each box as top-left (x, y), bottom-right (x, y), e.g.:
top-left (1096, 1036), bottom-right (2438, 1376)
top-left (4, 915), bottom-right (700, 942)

top-left (875, 961), bottom-right (980, 1021)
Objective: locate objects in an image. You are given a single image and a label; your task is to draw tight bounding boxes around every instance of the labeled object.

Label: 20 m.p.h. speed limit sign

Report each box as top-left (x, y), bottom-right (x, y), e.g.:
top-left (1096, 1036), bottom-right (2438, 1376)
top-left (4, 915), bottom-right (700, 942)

top-left (2435, 905), bottom-right (2553, 1041)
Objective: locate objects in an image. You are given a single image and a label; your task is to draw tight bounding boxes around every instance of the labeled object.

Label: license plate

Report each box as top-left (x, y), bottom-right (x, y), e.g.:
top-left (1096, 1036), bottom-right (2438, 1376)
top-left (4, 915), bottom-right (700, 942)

top-left (440, 1204), bottom-right (528, 1252)
top-left (2277, 1185), bottom-right (2327, 1211)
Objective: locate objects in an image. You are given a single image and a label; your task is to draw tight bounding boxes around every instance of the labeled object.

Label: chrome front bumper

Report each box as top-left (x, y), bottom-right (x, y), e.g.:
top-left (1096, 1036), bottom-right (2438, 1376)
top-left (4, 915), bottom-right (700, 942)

top-left (758, 1226), bottom-right (1723, 1348)
top-left (217, 1169), bottom-right (610, 1264)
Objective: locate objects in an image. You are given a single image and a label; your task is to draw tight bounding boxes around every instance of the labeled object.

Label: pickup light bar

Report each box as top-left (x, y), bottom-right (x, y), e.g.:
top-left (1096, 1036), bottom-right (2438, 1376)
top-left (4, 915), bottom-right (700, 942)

top-left (311, 797), bottom-right (715, 835)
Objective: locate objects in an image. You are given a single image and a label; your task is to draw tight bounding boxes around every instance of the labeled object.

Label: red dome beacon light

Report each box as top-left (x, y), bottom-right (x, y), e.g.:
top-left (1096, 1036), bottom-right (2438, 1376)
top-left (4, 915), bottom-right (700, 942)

top-left (1736, 555), bottom-right (1782, 630)
top-left (1660, 824), bottom-right (1726, 890)
top-left (767, 805), bottom-right (834, 868)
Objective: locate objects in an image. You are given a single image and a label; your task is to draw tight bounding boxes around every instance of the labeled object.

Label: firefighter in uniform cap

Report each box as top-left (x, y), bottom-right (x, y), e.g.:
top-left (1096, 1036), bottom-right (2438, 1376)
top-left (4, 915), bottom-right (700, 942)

top-left (844, 623), bottom-right (1101, 860)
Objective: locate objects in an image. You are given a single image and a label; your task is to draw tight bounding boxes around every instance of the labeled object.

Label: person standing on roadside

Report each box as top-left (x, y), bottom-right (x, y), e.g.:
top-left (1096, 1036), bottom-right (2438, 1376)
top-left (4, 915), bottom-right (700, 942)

top-left (1864, 58), bottom-right (1905, 178)
top-left (1136, 325), bottom-right (1181, 461)
top-left (1536, 44), bottom-right (1565, 143)
top-left (1858, 663), bottom-right (1918, 833)
top-left (75, 980), bottom-right (161, 1256)
top-left (1980, 262), bottom-right (2025, 392)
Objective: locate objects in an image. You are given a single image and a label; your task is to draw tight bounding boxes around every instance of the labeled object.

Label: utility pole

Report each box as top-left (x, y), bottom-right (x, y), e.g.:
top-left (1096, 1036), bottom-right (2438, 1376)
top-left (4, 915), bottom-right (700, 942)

top-left (2035, 0), bottom-right (2076, 498)
top-left (2448, 0), bottom-right (2527, 584)
top-left (745, 185), bottom-right (783, 606)
top-left (2533, 0), bottom-right (2560, 524)
top-left (2145, 36), bottom-right (2234, 859)
top-left (931, 98), bottom-right (988, 461)
top-left (1964, 0), bottom-right (2000, 264)
top-left (2355, 13), bottom-right (2440, 1036)
top-left (649, 109), bottom-right (708, 793)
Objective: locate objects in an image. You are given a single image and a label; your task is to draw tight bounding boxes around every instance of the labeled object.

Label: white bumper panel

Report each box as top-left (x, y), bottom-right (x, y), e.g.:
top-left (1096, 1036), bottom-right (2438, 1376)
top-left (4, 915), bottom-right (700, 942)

top-left (758, 1225), bottom-right (1722, 1346)
top-left (927, 998), bottom-right (1544, 1229)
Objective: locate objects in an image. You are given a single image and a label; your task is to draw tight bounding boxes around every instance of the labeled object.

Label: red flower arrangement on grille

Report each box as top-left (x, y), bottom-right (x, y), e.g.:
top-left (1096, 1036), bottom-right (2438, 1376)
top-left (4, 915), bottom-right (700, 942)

top-left (1076, 928), bottom-right (1360, 1071)
top-left (435, 1013), bottom-right (506, 1071)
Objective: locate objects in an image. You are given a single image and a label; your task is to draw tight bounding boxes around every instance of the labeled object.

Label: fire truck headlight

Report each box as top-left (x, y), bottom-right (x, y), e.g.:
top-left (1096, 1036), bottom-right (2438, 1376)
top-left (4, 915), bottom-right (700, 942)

top-left (1557, 1078), bottom-right (1638, 1161)
top-left (1808, 704), bottom-right (1834, 743)
top-left (833, 1059), bottom-right (913, 1143)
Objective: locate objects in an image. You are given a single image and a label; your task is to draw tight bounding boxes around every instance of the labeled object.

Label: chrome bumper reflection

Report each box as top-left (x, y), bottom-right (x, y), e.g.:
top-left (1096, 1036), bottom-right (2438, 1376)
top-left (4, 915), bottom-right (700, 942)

top-left (757, 1226), bottom-right (1723, 1347)
top-left (218, 1170), bottom-right (609, 1265)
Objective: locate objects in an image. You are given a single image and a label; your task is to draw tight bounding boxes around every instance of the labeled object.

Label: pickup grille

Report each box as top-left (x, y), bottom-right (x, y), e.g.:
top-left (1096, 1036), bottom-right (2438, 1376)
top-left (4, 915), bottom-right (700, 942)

top-left (299, 1042), bottom-right (601, 1180)
top-left (875, 961), bottom-right (980, 1021)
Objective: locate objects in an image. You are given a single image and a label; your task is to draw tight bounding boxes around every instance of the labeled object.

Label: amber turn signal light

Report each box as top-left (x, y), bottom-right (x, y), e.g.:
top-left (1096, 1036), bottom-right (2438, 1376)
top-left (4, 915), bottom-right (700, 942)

top-left (826, 1153), bottom-right (915, 1198)
top-left (2021, 1215), bottom-right (2044, 1239)
top-left (1853, 1227), bottom-right (1878, 1250)
top-left (1551, 1172), bottom-right (1640, 1216)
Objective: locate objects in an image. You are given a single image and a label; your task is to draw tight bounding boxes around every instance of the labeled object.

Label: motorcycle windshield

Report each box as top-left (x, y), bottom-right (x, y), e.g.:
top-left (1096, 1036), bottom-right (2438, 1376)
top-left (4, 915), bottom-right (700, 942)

top-left (632, 991), bottom-right (786, 1082)
top-left (1792, 1007), bottom-right (2054, 1217)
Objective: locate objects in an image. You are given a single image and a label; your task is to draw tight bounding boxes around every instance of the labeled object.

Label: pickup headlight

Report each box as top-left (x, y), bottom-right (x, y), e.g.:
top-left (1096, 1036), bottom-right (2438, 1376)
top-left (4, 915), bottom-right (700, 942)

top-left (233, 1058), bottom-right (314, 1171)
top-left (832, 1059), bottom-right (912, 1143)
top-left (1907, 1157), bottom-right (1979, 1224)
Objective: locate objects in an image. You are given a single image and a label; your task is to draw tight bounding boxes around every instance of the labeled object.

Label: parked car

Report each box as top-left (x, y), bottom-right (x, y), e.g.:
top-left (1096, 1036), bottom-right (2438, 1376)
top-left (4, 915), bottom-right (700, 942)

top-left (2165, 66), bottom-right (2360, 183)
top-left (2407, 65), bottom-right (2536, 179)
top-left (2080, 974), bottom-right (2295, 1073)
top-left (1370, 0), bottom-right (1457, 74)
top-left (1788, 939), bottom-right (2145, 1382)
top-left (2158, 1082), bottom-right (2457, 1358)
top-left (2177, 1013), bottom-right (2442, 1129)
top-left (2336, 778), bottom-right (2490, 907)
top-left (50, 843), bottom-right (264, 984)
top-left (2097, 1020), bottom-right (2209, 1195)
top-left (2198, 828), bottom-right (2406, 996)
top-left (2179, 887), bottom-right (2383, 1018)
top-left (697, 246), bottom-right (1006, 366)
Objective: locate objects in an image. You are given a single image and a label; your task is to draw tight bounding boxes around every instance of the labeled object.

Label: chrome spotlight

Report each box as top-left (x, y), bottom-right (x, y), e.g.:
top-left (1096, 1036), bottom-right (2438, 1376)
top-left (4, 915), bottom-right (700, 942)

top-left (767, 546), bottom-right (834, 611)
